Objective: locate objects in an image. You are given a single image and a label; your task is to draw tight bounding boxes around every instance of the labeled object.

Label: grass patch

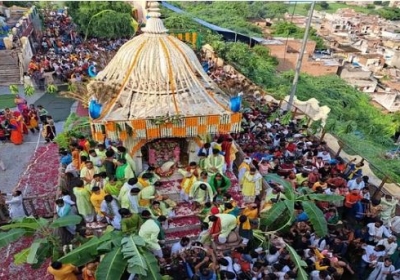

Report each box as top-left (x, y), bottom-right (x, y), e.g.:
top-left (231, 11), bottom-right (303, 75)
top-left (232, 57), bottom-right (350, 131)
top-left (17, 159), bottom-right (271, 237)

top-left (338, 133), bottom-right (400, 183)
top-left (288, 3), bottom-right (375, 16)
top-left (0, 94), bottom-right (16, 110)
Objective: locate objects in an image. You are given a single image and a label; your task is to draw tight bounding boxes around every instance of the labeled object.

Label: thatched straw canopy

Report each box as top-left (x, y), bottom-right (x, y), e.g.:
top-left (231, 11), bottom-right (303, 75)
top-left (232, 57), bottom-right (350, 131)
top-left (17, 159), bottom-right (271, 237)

top-left (94, 1), bottom-right (231, 120)
top-left (90, 2), bottom-right (241, 152)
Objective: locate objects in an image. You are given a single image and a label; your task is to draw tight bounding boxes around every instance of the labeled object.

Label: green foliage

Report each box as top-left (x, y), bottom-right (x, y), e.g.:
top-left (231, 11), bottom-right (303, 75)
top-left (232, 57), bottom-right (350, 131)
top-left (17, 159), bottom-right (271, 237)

top-left (121, 235), bottom-right (149, 276)
top-left (376, 7), bottom-right (400, 20)
top-left (3, 1), bottom-right (32, 7)
top-left (0, 228), bottom-right (26, 248)
top-left (174, 1), bottom-right (263, 36)
top-left (272, 21), bottom-right (325, 49)
top-left (248, 2), bottom-right (288, 19)
top-left (285, 244), bottom-right (308, 280)
top-left (96, 247), bottom-right (126, 280)
top-left (24, 85), bottom-right (35, 96)
top-left (261, 174), bottom-right (343, 237)
top-left (46, 84), bottom-right (58, 94)
top-left (319, 1), bottom-right (330, 10)
top-left (0, 216), bottom-right (81, 268)
top-left (9, 84), bottom-right (19, 95)
top-left (54, 113), bottom-right (91, 149)
top-left (66, 1), bottom-right (135, 39)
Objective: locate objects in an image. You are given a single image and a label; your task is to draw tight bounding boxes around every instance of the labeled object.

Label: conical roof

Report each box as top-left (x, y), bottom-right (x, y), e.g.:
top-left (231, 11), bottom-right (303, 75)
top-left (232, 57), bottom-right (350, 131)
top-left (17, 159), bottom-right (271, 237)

top-left (95, 2), bottom-right (231, 121)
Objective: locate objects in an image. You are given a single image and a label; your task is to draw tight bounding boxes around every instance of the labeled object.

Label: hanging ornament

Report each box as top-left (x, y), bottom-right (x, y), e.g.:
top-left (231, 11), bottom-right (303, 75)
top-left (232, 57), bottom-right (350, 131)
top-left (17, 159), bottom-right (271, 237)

top-left (89, 99), bottom-right (103, 119)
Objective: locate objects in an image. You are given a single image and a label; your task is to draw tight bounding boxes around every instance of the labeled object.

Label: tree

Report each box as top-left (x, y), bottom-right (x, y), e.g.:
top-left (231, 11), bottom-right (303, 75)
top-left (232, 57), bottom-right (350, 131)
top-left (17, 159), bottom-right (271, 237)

top-left (0, 215), bottom-right (82, 267)
top-left (0, 216), bottom-right (162, 279)
top-left (260, 174), bottom-right (344, 278)
top-left (319, 1), bottom-right (330, 9)
top-left (66, 1), bottom-right (135, 39)
top-left (272, 21), bottom-right (326, 49)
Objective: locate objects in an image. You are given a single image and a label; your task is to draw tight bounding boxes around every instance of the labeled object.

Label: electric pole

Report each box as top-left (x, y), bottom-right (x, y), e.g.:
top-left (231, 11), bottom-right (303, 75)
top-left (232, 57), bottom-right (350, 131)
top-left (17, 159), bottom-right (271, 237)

top-left (287, 1), bottom-right (316, 111)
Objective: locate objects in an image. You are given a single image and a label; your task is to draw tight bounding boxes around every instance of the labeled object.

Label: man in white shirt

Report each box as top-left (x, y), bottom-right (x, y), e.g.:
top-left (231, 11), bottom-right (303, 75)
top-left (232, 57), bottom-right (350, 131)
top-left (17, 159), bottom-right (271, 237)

top-left (170, 237), bottom-right (190, 257)
top-left (358, 244), bottom-right (386, 279)
top-left (317, 150), bottom-right (331, 162)
top-left (5, 191), bottom-right (26, 220)
top-left (118, 178), bottom-right (138, 202)
top-left (367, 220), bottom-right (391, 244)
top-left (347, 176), bottom-right (365, 191)
top-left (377, 236), bottom-right (398, 256)
top-left (100, 195), bottom-right (121, 230)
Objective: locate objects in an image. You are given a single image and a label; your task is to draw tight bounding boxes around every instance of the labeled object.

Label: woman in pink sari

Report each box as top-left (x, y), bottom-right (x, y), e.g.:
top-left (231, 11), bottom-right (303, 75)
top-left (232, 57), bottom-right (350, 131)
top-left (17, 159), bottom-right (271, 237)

top-left (14, 95), bottom-right (28, 113)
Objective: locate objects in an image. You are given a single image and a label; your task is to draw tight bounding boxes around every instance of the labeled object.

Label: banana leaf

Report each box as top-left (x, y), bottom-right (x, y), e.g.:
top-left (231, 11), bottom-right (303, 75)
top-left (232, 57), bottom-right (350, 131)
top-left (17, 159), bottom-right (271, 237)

top-left (1, 217), bottom-right (49, 231)
top-left (0, 228), bottom-right (26, 248)
top-left (95, 247), bottom-right (126, 280)
top-left (260, 200), bottom-right (294, 229)
top-left (302, 201), bottom-right (328, 237)
top-left (31, 242), bottom-right (52, 269)
top-left (264, 174), bottom-right (295, 200)
top-left (285, 243), bottom-right (308, 280)
top-left (50, 215), bottom-right (82, 228)
top-left (139, 249), bottom-right (162, 280)
top-left (27, 238), bottom-right (46, 264)
top-left (13, 248), bottom-right (30, 265)
top-left (59, 236), bottom-right (106, 266)
top-left (306, 194), bottom-right (344, 202)
top-left (121, 235), bottom-right (147, 276)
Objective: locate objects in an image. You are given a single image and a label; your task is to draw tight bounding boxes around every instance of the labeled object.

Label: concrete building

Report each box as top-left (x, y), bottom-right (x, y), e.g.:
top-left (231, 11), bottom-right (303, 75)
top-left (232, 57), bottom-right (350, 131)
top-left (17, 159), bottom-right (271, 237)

top-left (260, 38), bottom-right (339, 76)
top-left (338, 63), bottom-right (378, 93)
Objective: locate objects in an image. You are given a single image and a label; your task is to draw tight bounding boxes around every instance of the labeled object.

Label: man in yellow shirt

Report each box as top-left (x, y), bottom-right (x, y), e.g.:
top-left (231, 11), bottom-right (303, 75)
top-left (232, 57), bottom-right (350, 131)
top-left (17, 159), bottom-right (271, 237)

top-left (90, 186), bottom-right (106, 221)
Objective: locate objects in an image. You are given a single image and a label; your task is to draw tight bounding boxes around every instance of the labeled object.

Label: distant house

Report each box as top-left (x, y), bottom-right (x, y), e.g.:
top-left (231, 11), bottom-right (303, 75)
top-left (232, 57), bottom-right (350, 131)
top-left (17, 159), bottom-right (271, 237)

top-left (259, 38), bottom-right (340, 76)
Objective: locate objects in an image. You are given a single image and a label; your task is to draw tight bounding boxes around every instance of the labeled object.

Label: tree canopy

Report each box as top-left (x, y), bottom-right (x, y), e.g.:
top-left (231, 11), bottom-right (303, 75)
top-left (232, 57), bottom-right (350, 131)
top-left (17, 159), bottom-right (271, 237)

top-left (66, 1), bottom-right (135, 39)
top-left (376, 7), bottom-right (400, 20)
top-left (272, 21), bottom-right (326, 49)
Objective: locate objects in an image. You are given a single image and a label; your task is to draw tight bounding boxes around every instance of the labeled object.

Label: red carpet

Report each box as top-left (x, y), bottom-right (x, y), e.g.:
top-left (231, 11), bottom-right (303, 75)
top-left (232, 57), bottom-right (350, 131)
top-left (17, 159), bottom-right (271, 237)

top-left (0, 144), bottom-right (60, 279)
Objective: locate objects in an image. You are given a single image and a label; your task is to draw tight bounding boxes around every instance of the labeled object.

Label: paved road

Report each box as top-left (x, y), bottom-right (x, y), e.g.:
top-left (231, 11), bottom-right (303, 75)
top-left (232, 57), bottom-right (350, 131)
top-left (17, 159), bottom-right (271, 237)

top-left (0, 88), bottom-right (75, 194)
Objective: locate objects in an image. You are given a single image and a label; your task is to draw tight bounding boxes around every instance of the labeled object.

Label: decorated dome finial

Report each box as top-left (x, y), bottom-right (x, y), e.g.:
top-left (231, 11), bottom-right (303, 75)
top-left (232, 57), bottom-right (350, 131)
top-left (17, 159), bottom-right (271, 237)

top-left (142, 1), bottom-right (168, 34)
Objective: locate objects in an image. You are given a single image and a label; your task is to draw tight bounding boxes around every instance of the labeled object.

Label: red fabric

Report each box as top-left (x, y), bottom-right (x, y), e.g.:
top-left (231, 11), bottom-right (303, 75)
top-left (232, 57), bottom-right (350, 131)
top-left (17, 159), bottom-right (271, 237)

top-left (209, 217), bottom-right (222, 241)
top-left (210, 206), bottom-right (219, 215)
top-left (221, 141), bottom-right (232, 165)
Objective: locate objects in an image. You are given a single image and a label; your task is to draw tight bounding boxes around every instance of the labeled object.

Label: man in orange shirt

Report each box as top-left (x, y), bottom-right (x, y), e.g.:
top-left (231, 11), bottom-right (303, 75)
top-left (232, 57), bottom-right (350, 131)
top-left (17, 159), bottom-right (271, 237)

top-left (343, 189), bottom-right (362, 220)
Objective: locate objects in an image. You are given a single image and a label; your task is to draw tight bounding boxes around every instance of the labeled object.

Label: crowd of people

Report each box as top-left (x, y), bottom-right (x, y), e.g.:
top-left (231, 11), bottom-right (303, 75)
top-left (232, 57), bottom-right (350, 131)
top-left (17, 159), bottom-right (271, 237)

top-left (37, 102), bottom-right (400, 280)
top-left (0, 95), bottom-right (55, 149)
top-left (3, 7), bottom-right (400, 280)
top-left (27, 9), bottom-right (128, 89)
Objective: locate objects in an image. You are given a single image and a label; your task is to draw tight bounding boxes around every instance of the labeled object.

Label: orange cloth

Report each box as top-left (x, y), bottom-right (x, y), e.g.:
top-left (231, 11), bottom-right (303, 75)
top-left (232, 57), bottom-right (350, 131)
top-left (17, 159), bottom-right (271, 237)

top-left (9, 119), bottom-right (23, 145)
top-left (47, 264), bottom-right (78, 280)
top-left (344, 193), bottom-right (362, 208)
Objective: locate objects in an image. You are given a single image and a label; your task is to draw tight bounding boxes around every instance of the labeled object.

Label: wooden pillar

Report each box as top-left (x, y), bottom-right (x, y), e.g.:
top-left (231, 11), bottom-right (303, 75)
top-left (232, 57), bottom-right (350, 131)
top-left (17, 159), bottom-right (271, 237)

top-left (373, 175), bottom-right (389, 199)
top-left (336, 140), bottom-right (344, 157)
top-left (291, 107), bottom-right (298, 119)
top-left (320, 128), bottom-right (327, 141)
